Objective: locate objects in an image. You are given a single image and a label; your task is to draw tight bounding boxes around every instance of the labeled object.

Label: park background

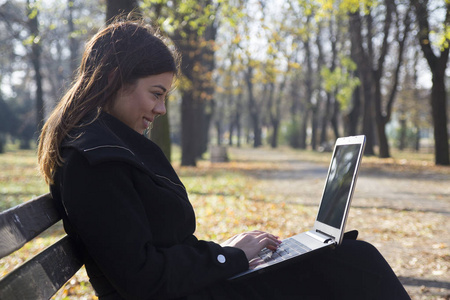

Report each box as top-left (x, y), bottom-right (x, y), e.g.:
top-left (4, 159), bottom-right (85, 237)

top-left (0, 0), bottom-right (449, 299)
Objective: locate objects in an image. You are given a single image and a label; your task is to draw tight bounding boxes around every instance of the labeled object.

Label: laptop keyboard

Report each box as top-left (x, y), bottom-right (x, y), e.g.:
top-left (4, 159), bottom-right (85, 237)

top-left (258, 238), bottom-right (312, 265)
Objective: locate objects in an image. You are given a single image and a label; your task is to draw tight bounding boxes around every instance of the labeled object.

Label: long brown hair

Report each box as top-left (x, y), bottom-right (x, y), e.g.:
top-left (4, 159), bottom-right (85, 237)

top-left (38, 19), bottom-right (180, 184)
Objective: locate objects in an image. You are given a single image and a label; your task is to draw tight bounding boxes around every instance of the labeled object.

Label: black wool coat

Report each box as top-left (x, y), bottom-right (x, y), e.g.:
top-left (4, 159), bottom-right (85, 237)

top-left (51, 113), bottom-right (248, 300)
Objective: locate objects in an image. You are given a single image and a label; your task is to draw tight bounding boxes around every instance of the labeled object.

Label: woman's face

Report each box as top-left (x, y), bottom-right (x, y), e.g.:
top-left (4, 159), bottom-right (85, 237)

top-left (109, 72), bottom-right (174, 134)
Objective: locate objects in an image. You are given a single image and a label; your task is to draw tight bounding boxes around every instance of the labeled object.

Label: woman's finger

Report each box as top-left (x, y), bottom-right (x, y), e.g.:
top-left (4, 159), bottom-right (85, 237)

top-left (249, 257), bottom-right (264, 269)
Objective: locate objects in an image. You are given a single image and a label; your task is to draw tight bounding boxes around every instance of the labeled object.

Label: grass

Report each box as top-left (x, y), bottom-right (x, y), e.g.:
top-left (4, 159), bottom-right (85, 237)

top-left (0, 145), bottom-right (448, 299)
top-left (0, 149), bottom-right (48, 211)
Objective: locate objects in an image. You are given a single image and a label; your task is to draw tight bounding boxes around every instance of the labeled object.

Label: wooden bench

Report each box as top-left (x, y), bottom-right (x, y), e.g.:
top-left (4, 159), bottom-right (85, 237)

top-left (0, 193), bottom-right (83, 300)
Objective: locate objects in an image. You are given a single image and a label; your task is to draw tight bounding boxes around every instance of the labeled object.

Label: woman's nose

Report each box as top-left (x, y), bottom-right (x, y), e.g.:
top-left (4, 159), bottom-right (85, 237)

top-left (154, 101), bottom-right (166, 116)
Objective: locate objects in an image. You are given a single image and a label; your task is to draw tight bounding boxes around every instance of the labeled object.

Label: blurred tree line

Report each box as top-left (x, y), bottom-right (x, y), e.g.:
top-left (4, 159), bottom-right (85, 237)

top-left (0, 0), bottom-right (449, 165)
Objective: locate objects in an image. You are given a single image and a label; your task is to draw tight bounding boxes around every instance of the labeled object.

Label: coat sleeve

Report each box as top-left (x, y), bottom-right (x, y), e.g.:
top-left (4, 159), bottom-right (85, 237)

top-left (57, 150), bottom-right (248, 299)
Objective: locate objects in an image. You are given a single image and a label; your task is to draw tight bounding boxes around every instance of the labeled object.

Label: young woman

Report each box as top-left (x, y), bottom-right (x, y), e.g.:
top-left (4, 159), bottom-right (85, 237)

top-left (38, 20), bottom-right (410, 300)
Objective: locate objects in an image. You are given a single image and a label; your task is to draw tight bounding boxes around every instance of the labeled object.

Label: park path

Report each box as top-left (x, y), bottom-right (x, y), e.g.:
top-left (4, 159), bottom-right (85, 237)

top-left (228, 147), bottom-right (450, 300)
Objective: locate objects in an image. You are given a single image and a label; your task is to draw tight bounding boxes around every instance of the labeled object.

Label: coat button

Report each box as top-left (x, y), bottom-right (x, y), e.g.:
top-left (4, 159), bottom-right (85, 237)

top-left (217, 254), bottom-right (226, 264)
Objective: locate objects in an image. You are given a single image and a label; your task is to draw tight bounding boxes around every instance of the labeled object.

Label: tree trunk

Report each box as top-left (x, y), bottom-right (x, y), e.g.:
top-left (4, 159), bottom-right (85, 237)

top-left (289, 74), bottom-right (301, 149)
top-left (181, 88), bottom-right (198, 166)
top-left (349, 11), bottom-right (376, 155)
top-left (398, 118), bottom-right (407, 151)
top-left (228, 124), bottom-right (234, 146)
top-left (198, 101), bottom-right (209, 158)
top-left (299, 109), bottom-right (309, 149)
top-left (228, 97), bottom-right (240, 148)
top-left (374, 2), bottom-right (411, 159)
top-left (197, 23), bottom-right (217, 157)
top-left (331, 97), bottom-right (341, 138)
top-left (320, 93), bottom-right (332, 144)
top-left (374, 77), bottom-right (390, 158)
top-left (311, 105), bottom-right (319, 150)
top-left (361, 76), bottom-right (376, 156)
top-left (430, 74), bottom-right (450, 165)
top-left (346, 84), bottom-right (360, 136)
top-left (216, 120), bottom-right (222, 146)
top-left (315, 20), bottom-right (326, 148)
top-left (68, 0), bottom-right (79, 76)
top-left (106, 0), bottom-right (175, 161)
top-left (150, 104), bottom-right (172, 161)
top-left (414, 124), bottom-right (421, 152)
top-left (411, 0), bottom-right (450, 165)
top-left (173, 7), bottom-right (217, 165)
top-left (270, 120), bottom-right (279, 148)
top-left (228, 94), bottom-right (234, 146)
top-left (375, 117), bottom-right (390, 157)
top-left (235, 93), bottom-right (243, 148)
top-left (267, 81), bottom-right (280, 149)
top-left (325, 15), bottom-right (341, 142)
top-left (245, 65), bottom-right (262, 148)
top-left (303, 15), bottom-right (313, 150)
top-left (372, 0), bottom-right (394, 158)
top-left (106, 0), bottom-right (139, 22)
top-left (27, 0), bottom-right (44, 136)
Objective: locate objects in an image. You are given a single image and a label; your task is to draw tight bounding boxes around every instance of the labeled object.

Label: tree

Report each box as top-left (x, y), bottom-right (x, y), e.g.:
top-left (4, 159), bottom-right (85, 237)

top-left (0, 0), bottom-right (36, 148)
top-left (106, 0), bottom-right (139, 22)
top-left (410, 0), bottom-right (450, 165)
top-left (347, 0), bottom-right (412, 158)
top-left (0, 96), bottom-right (17, 153)
top-left (27, 0), bottom-right (44, 139)
top-left (238, 6), bottom-right (263, 148)
top-left (68, 0), bottom-right (79, 76)
top-left (321, 57), bottom-right (360, 137)
top-left (319, 11), bottom-right (342, 143)
top-left (175, 3), bottom-right (218, 165)
top-left (265, 5), bottom-right (301, 149)
top-left (299, 14), bottom-right (314, 149)
top-left (149, 103), bottom-right (172, 160)
top-left (282, 0), bottom-right (314, 150)
top-left (214, 37), bottom-right (243, 147)
top-left (145, 0), bottom-right (220, 165)
top-left (395, 49), bottom-right (431, 152)
top-left (348, 3), bottom-right (382, 156)
top-left (105, 0), bottom-right (174, 161)
top-left (374, 2), bottom-right (412, 158)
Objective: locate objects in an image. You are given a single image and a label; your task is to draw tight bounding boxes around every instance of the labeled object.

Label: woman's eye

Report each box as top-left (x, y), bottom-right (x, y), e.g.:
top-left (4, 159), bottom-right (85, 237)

top-left (153, 92), bottom-right (163, 99)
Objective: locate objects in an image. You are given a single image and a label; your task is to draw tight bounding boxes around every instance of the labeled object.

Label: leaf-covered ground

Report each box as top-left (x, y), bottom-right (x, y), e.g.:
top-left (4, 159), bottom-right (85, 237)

top-left (0, 147), bottom-right (449, 299)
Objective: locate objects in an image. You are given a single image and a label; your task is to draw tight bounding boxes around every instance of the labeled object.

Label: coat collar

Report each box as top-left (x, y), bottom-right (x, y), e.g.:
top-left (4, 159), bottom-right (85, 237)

top-left (63, 112), bottom-right (145, 167)
top-left (61, 113), bottom-right (188, 201)
top-left (62, 112), bottom-right (185, 193)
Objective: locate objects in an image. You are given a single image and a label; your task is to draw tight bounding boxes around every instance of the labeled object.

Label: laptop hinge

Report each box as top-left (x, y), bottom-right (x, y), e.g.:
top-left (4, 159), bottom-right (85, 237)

top-left (306, 230), bottom-right (335, 244)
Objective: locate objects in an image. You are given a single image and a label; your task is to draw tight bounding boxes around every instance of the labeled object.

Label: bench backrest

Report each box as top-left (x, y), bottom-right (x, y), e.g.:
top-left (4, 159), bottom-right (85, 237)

top-left (0, 193), bottom-right (83, 300)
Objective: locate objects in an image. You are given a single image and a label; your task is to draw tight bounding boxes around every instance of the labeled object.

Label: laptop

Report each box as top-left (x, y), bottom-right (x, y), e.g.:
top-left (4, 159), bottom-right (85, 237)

top-left (229, 135), bottom-right (366, 280)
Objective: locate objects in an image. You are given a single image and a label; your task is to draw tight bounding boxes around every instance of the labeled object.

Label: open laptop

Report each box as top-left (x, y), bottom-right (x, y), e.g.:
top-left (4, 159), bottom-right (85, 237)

top-left (230, 135), bottom-right (366, 280)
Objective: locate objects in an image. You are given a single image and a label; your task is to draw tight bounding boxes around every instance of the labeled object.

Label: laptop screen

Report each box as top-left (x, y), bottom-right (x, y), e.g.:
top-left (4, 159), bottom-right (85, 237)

top-left (316, 144), bottom-right (361, 229)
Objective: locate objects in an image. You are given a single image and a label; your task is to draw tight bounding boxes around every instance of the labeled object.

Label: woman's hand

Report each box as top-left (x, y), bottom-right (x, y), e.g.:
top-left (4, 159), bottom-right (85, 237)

top-left (220, 230), bottom-right (282, 262)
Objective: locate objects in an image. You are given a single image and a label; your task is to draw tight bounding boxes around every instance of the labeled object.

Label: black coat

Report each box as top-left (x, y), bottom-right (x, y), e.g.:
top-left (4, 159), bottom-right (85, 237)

top-left (51, 113), bottom-right (248, 299)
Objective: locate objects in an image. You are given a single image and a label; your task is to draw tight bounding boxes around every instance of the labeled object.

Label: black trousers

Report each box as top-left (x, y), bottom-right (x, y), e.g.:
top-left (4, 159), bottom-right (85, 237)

top-left (100, 238), bottom-right (410, 299)
top-left (213, 239), bottom-right (411, 300)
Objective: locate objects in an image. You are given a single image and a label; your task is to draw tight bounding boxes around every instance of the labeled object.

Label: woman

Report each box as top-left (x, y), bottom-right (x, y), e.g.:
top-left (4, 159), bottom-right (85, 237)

top-left (38, 20), bottom-right (410, 299)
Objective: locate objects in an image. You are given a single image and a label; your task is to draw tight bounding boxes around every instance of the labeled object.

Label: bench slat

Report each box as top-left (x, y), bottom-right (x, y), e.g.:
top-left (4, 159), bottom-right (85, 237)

top-left (0, 235), bottom-right (83, 300)
top-left (0, 193), bottom-right (60, 258)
